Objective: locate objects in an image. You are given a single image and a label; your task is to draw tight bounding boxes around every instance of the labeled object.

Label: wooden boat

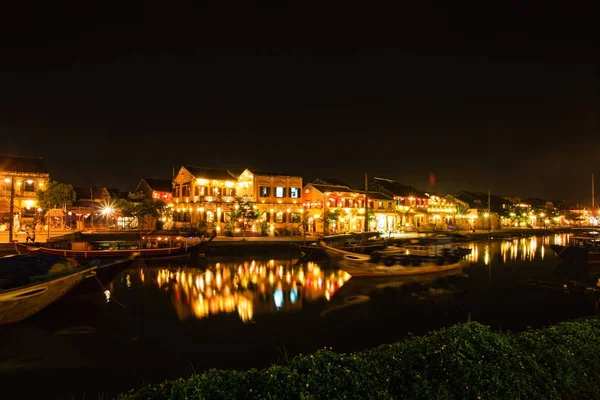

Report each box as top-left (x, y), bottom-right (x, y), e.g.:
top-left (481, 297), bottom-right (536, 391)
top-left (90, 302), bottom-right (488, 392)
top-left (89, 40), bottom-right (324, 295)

top-left (318, 241), bottom-right (468, 277)
top-left (298, 232), bottom-right (386, 259)
top-left (550, 231), bottom-right (600, 263)
top-left (0, 262), bottom-right (97, 325)
top-left (15, 235), bottom-right (215, 261)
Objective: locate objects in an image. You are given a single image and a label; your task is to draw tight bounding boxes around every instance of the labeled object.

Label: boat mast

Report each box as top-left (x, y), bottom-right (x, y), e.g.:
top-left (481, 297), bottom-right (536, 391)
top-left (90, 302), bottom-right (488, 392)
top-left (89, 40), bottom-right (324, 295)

top-left (364, 173), bottom-right (369, 232)
top-left (488, 189), bottom-right (491, 231)
top-left (8, 176), bottom-right (14, 243)
top-left (592, 173), bottom-right (595, 218)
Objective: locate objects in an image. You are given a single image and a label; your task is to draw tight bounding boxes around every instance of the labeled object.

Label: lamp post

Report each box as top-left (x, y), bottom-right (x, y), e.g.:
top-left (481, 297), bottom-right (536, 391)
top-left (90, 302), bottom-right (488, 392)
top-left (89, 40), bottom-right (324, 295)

top-left (68, 211), bottom-right (72, 230)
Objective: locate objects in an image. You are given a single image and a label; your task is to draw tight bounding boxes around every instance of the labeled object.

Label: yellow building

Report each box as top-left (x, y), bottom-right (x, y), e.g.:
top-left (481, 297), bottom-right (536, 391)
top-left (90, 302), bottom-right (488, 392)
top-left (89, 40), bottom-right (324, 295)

top-left (234, 169), bottom-right (303, 236)
top-left (302, 180), bottom-right (365, 234)
top-left (0, 155), bottom-right (49, 230)
top-left (172, 166), bottom-right (237, 233)
top-left (171, 166), bottom-right (302, 236)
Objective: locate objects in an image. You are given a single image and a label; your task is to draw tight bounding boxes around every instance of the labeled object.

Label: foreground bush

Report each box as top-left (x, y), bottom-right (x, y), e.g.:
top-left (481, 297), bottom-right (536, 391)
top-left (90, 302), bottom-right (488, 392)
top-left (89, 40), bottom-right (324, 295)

top-left (117, 318), bottom-right (600, 399)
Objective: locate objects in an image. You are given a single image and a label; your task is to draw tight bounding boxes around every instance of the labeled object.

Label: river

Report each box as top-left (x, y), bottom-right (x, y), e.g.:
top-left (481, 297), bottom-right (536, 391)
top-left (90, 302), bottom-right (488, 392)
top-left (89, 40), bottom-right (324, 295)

top-left (1, 233), bottom-right (599, 399)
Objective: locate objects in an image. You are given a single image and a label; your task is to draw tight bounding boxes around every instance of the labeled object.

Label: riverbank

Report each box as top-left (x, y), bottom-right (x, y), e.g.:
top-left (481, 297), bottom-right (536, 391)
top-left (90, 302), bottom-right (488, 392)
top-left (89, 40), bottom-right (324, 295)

top-left (0, 226), bottom-right (574, 257)
top-left (118, 317), bottom-right (600, 400)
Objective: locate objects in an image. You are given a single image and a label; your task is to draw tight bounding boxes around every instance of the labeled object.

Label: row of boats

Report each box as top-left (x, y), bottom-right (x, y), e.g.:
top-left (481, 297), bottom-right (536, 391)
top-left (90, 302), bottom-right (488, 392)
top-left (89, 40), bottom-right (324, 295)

top-left (2, 228), bottom-right (593, 327)
top-left (1, 233), bottom-right (216, 326)
top-left (301, 232), bottom-right (474, 277)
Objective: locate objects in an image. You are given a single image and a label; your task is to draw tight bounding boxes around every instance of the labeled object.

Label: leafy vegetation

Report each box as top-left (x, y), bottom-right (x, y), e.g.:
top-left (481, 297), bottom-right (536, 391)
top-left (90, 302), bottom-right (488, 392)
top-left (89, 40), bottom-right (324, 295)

top-left (117, 318), bottom-right (600, 400)
top-left (36, 181), bottom-right (76, 210)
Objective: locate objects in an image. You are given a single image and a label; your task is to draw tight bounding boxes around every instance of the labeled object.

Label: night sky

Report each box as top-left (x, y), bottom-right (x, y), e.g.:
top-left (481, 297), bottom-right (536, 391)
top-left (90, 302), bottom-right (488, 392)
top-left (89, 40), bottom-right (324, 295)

top-left (0, 2), bottom-right (596, 203)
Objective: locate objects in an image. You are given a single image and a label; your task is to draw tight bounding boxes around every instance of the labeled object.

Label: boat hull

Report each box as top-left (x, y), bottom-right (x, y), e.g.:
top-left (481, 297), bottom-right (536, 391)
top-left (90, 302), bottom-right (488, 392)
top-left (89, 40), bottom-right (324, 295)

top-left (0, 267), bottom-right (96, 325)
top-left (336, 258), bottom-right (463, 277)
top-left (15, 239), bottom-right (210, 261)
top-left (550, 244), bottom-right (600, 263)
top-left (319, 242), bottom-right (466, 277)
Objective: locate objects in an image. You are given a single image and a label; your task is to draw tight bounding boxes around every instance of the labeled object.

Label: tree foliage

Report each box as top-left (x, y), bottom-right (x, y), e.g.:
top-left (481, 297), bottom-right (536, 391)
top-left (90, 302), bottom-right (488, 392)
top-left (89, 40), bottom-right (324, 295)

top-left (227, 196), bottom-right (259, 238)
top-left (36, 181), bottom-right (76, 210)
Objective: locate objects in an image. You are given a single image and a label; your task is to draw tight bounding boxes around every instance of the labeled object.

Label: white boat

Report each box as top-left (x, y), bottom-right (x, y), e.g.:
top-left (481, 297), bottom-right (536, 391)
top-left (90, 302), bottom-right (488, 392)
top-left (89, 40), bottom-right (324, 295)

top-left (0, 265), bottom-right (97, 325)
top-left (318, 241), bottom-right (469, 277)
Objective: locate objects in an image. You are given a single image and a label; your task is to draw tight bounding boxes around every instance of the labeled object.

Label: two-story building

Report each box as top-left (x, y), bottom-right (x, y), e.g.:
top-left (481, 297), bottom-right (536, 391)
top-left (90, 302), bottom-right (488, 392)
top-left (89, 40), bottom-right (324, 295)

top-left (369, 177), bottom-right (430, 229)
top-left (234, 169), bottom-right (303, 236)
top-left (0, 155), bottom-right (49, 232)
top-left (302, 179), bottom-right (365, 234)
top-left (171, 166), bottom-right (237, 232)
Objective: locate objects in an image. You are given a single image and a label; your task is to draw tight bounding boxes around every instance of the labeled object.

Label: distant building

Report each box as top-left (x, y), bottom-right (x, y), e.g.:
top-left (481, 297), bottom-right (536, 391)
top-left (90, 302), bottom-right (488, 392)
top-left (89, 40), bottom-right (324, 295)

top-left (130, 177), bottom-right (173, 202)
top-left (0, 155), bottom-right (50, 229)
top-left (369, 177), bottom-right (431, 229)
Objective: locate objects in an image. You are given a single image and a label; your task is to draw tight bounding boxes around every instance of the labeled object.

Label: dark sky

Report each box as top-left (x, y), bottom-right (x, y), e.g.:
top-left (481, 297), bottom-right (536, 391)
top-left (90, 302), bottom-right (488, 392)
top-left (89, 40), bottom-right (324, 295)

top-left (0, 2), bottom-right (597, 203)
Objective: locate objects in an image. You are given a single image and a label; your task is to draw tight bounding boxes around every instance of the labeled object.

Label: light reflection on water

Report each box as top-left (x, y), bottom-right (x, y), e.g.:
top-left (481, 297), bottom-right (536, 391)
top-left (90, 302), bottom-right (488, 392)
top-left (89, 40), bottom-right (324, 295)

top-left (128, 260), bottom-right (351, 323)
top-left (462, 233), bottom-right (570, 264)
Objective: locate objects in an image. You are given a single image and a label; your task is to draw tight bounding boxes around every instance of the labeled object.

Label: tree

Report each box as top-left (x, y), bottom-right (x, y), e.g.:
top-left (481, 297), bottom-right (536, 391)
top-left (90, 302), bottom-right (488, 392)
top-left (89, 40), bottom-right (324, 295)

top-left (127, 199), bottom-right (170, 230)
top-left (454, 204), bottom-right (471, 229)
top-left (36, 181), bottom-right (76, 210)
top-left (324, 209), bottom-right (341, 234)
top-left (228, 196), bottom-right (258, 239)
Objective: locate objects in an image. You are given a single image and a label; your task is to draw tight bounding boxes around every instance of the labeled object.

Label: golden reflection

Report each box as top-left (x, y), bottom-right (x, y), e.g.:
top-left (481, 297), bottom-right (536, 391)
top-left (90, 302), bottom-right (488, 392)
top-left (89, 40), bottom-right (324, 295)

top-left (139, 260), bottom-right (351, 323)
top-left (462, 233), bottom-right (570, 264)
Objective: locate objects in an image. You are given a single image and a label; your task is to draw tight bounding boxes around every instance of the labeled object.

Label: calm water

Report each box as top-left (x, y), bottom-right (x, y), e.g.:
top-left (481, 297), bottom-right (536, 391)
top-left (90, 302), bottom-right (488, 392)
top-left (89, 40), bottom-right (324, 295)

top-left (2, 233), bottom-right (600, 399)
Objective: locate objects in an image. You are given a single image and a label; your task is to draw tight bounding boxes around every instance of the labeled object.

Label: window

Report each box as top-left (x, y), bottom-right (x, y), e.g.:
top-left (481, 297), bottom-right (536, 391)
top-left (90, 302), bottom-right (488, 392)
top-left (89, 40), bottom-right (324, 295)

top-left (290, 212), bottom-right (301, 223)
top-left (206, 211), bottom-right (214, 223)
top-left (289, 187), bottom-right (300, 198)
top-left (275, 211), bottom-right (284, 223)
top-left (23, 181), bottom-right (35, 192)
top-left (378, 201), bottom-right (384, 209)
top-left (275, 187), bottom-right (285, 198)
top-left (259, 186), bottom-right (270, 197)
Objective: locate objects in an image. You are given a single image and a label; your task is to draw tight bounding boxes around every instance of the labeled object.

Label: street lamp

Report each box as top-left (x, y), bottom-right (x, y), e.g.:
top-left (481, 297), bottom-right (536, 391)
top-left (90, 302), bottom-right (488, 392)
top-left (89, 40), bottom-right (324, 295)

top-left (101, 206), bottom-right (113, 229)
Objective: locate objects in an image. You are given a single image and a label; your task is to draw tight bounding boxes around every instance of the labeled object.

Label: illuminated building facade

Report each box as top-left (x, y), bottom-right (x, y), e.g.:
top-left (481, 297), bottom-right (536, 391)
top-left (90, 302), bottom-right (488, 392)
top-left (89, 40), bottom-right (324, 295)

top-left (0, 155), bottom-right (49, 229)
top-left (369, 177), bottom-right (431, 229)
top-left (234, 169), bottom-right (303, 236)
top-left (172, 166), bottom-right (237, 233)
top-left (302, 180), bottom-right (365, 234)
top-left (171, 167), bottom-right (303, 235)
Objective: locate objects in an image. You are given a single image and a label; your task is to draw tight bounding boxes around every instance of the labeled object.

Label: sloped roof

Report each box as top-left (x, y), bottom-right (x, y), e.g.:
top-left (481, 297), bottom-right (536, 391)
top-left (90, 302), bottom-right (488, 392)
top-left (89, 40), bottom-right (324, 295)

top-left (143, 178), bottom-right (173, 192)
top-left (183, 166), bottom-right (236, 181)
top-left (310, 183), bottom-right (358, 195)
top-left (245, 169), bottom-right (293, 177)
top-left (315, 178), bottom-right (354, 188)
top-left (368, 191), bottom-right (394, 201)
top-left (370, 177), bottom-right (426, 198)
top-left (454, 191), bottom-right (512, 213)
top-left (0, 155), bottom-right (47, 174)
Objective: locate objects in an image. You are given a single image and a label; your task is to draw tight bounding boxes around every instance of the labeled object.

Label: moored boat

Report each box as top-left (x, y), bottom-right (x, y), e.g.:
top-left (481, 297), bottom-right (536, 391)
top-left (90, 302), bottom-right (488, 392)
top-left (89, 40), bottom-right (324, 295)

top-left (298, 232), bottom-right (386, 259)
top-left (550, 231), bottom-right (600, 263)
top-left (318, 241), bottom-right (470, 277)
top-left (0, 260), bottom-right (97, 325)
top-left (15, 235), bottom-right (215, 261)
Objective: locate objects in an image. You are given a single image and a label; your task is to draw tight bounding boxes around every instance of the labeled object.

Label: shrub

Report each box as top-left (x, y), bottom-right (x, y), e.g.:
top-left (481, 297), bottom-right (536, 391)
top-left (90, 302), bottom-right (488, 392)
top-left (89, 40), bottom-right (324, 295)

top-left (117, 318), bottom-right (600, 400)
